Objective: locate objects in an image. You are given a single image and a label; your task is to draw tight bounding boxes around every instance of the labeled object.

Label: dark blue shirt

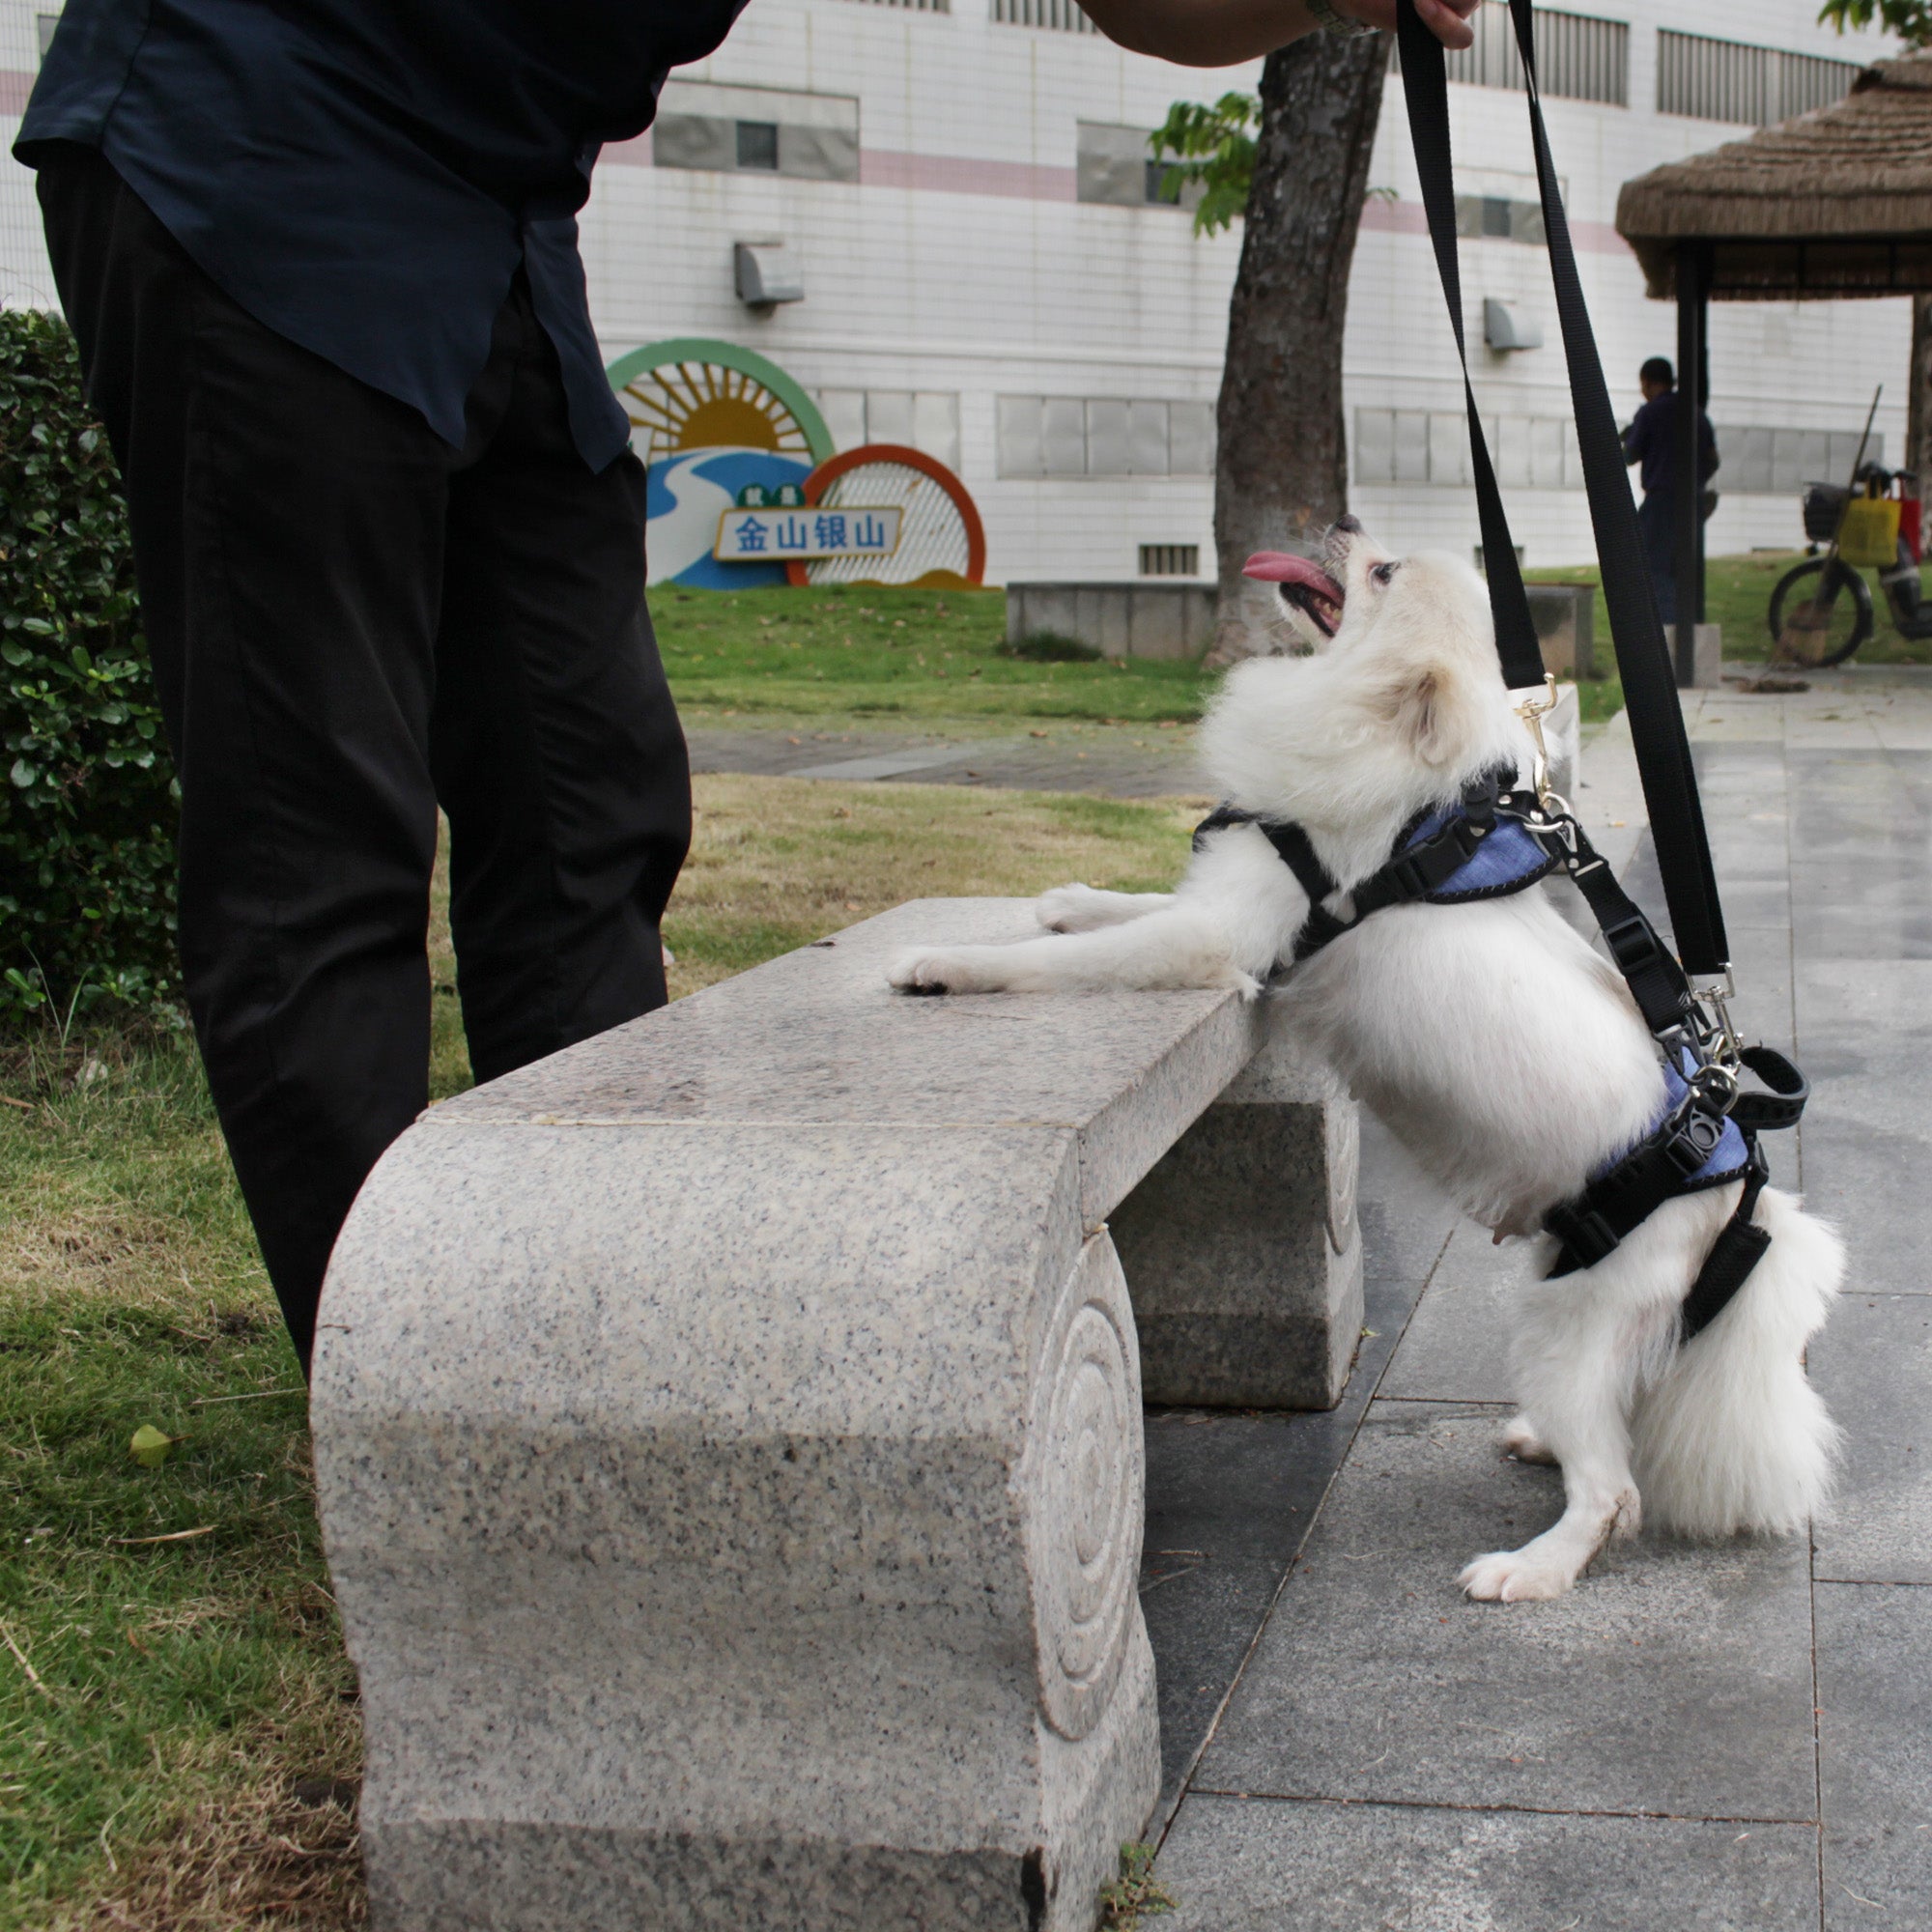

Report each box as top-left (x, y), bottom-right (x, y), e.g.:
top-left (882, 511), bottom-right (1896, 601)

top-left (16, 0), bottom-right (750, 469)
top-left (1622, 390), bottom-right (1719, 502)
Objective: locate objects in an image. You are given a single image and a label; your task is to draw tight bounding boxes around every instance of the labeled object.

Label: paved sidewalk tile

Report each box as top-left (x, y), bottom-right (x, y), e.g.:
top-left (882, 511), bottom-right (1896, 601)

top-left (1818, 1581), bottom-right (1932, 1928)
top-left (1156, 1793), bottom-right (1819, 1932)
top-left (1140, 1277), bottom-right (1415, 1829)
top-left (1810, 1293), bottom-right (1932, 1584)
top-left (1793, 961), bottom-right (1932, 1275)
top-left (1138, 1116), bottom-right (1449, 1828)
top-left (1378, 1226), bottom-right (1521, 1406)
top-left (1195, 1402), bottom-right (1818, 1821)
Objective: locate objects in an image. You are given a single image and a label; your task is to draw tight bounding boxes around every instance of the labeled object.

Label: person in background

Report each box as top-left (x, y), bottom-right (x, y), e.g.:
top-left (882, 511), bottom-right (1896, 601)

top-left (13, 0), bottom-right (1477, 1374)
top-left (1624, 355), bottom-right (1719, 624)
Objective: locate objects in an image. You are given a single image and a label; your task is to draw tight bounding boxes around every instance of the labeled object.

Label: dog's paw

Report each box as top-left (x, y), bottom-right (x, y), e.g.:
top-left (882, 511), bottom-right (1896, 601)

top-left (1458, 1547), bottom-right (1578, 1603)
top-left (888, 948), bottom-right (1001, 996)
top-left (1036, 884), bottom-right (1105, 932)
top-left (1501, 1416), bottom-right (1559, 1465)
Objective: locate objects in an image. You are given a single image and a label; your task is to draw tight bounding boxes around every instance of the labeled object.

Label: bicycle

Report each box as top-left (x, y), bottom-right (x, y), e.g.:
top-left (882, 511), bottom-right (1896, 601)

top-left (1767, 463), bottom-right (1932, 667)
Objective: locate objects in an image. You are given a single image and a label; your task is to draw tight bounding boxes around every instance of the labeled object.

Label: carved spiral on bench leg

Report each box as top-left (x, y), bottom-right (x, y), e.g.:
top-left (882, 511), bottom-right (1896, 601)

top-left (1027, 1232), bottom-right (1145, 1743)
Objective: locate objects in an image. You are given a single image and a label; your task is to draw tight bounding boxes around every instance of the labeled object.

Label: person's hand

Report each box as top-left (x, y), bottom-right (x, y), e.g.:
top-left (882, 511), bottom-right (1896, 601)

top-left (1344, 0), bottom-right (1481, 46)
top-left (1081, 0), bottom-right (1483, 66)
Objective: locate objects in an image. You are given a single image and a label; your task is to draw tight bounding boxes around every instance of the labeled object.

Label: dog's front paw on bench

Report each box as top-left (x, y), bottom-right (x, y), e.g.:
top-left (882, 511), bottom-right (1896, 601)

top-left (889, 948), bottom-right (991, 996)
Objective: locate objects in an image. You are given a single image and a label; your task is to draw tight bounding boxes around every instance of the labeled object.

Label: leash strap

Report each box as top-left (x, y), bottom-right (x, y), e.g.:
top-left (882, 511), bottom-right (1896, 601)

top-left (1681, 1144), bottom-right (1772, 1338)
top-left (1394, 0), bottom-right (1731, 979)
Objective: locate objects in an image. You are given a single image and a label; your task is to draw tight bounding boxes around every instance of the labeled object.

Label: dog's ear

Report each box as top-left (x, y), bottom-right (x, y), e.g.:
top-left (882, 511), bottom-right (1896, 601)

top-left (1375, 662), bottom-right (1465, 764)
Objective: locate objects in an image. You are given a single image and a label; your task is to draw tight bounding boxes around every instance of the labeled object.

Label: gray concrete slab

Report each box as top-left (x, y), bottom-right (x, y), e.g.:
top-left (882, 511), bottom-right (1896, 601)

top-left (1810, 1293), bottom-right (1932, 1584)
top-left (1378, 1225), bottom-right (1523, 1406)
top-left (785, 738), bottom-right (1023, 780)
top-left (1157, 1793), bottom-right (1820, 1932)
top-left (1818, 1581), bottom-right (1932, 1928)
top-left (1137, 1112), bottom-right (1452, 1830)
top-left (1194, 1401), bottom-right (1819, 1821)
top-left (685, 724), bottom-right (1206, 800)
top-left (1793, 960), bottom-right (1932, 1274)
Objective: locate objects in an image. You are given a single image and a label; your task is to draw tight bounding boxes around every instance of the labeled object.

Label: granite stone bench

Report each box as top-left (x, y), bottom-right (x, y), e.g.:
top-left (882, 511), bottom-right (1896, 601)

top-left (311, 898), bottom-right (1361, 1932)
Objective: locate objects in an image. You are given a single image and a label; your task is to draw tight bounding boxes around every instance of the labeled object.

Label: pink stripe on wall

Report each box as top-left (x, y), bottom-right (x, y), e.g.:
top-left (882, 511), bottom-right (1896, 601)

top-left (1359, 196), bottom-right (1431, 236)
top-left (602, 131), bottom-right (653, 167)
top-left (861, 148), bottom-right (1076, 201)
top-left (0, 69), bottom-right (36, 115)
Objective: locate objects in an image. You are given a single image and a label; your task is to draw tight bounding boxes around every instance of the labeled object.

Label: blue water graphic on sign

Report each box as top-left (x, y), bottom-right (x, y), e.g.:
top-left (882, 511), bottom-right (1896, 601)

top-left (644, 447), bottom-right (815, 589)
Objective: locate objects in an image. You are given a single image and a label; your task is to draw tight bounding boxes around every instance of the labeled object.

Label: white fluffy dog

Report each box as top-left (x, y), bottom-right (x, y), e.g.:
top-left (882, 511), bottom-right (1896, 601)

top-left (888, 520), bottom-right (1841, 1602)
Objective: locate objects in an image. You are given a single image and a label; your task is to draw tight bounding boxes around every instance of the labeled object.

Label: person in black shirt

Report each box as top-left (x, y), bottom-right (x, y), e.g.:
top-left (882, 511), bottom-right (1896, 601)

top-left (1623, 355), bottom-right (1719, 625)
top-left (14, 0), bottom-right (1477, 1371)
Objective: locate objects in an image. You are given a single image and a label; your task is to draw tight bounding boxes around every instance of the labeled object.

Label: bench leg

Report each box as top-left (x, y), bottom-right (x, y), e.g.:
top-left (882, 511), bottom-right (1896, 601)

top-left (1109, 1037), bottom-right (1363, 1410)
top-left (316, 1123), bottom-right (1160, 1932)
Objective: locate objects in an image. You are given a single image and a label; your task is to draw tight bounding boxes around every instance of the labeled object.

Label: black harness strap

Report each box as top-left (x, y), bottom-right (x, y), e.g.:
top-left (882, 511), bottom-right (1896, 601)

top-left (1194, 770), bottom-right (1523, 965)
top-left (1681, 1147), bottom-right (1772, 1340)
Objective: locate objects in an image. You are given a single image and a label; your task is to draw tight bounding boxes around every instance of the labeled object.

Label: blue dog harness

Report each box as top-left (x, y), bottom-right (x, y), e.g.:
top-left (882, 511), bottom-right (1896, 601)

top-left (1193, 769), bottom-right (1806, 1335)
top-left (1192, 764), bottom-right (1554, 963)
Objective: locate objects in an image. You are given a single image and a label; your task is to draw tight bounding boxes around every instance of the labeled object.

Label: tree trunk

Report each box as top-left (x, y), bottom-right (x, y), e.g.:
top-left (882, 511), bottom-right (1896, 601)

top-left (1909, 292), bottom-right (1932, 486)
top-left (1209, 33), bottom-right (1388, 664)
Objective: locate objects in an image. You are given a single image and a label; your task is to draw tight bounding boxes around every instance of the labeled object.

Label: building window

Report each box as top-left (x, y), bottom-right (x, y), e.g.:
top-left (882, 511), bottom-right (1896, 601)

top-left (998, 397), bottom-right (1215, 478)
top-left (814, 390), bottom-right (962, 473)
top-left (1355, 409), bottom-right (1583, 490)
top-left (735, 122), bottom-right (780, 171)
top-left (1355, 408), bottom-right (1880, 494)
top-left (1412, 2), bottom-right (1628, 107)
top-left (1709, 425), bottom-right (1881, 494)
top-left (838, 0), bottom-right (949, 9)
top-left (1456, 195), bottom-right (1547, 245)
top-left (1140, 545), bottom-right (1200, 577)
top-left (653, 82), bottom-right (860, 184)
top-left (1077, 125), bottom-right (1199, 211)
top-left (992, 0), bottom-right (1098, 32)
top-left (1657, 30), bottom-right (1860, 127)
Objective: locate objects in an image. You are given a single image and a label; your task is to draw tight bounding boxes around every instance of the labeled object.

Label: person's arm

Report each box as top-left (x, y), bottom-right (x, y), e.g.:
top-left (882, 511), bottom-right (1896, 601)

top-left (1079, 0), bottom-right (1478, 67)
top-left (1622, 401), bottom-right (1650, 467)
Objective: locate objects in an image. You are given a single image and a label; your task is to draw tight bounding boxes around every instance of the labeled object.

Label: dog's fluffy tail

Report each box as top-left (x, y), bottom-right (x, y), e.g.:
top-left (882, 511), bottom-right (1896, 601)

top-left (1632, 1185), bottom-right (1844, 1538)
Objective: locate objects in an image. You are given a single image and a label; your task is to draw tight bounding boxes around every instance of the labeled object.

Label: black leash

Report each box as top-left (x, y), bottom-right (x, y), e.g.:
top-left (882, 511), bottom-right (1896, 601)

top-left (1394, 0), bottom-right (1729, 979)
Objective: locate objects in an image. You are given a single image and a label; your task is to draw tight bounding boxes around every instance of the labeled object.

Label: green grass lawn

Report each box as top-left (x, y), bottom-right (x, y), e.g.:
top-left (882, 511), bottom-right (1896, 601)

top-left (1527, 551), bottom-right (1932, 669)
top-left (0, 777), bottom-right (1199, 1930)
top-left (654, 582), bottom-right (1209, 726)
top-left (654, 580), bottom-right (1648, 729)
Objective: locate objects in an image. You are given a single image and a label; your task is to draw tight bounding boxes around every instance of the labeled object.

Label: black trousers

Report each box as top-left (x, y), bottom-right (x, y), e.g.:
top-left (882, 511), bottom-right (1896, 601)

top-left (1636, 490), bottom-right (1678, 625)
top-left (37, 146), bottom-right (691, 1370)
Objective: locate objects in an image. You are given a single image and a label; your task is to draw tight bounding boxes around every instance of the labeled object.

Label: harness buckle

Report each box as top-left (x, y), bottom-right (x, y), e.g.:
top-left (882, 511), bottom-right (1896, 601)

top-left (1512, 673), bottom-right (1560, 810)
top-left (1601, 911), bottom-right (1662, 978)
top-left (1690, 968), bottom-right (1745, 1074)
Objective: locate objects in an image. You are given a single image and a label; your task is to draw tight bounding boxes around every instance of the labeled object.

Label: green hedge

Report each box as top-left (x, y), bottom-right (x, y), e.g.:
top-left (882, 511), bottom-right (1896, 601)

top-left (0, 310), bottom-right (179, 1031)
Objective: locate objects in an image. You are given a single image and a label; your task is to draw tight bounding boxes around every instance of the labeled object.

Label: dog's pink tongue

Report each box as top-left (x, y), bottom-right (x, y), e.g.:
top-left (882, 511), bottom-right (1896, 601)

top-left (1243, 551), bottom-right (1345, 602)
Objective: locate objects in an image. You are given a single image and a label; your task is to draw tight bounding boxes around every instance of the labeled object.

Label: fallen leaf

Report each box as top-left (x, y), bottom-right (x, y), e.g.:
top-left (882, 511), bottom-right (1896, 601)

top-left (128, 1424), bottom-right (177, 1468)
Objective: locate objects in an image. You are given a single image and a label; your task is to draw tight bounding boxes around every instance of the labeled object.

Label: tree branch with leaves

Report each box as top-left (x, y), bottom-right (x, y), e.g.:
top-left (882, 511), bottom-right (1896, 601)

top-left (1819, 0), bottom-right (1932, 484)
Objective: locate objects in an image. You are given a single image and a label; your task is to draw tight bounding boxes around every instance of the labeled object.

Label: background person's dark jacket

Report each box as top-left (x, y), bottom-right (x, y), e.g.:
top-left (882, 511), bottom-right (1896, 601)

top-left (1623, 391), bottom-right (1719, 502)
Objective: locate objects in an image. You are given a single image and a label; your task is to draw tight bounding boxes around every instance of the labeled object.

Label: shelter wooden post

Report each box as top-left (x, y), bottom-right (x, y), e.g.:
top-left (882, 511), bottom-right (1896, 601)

top-left (1673, 241), bottom-right (1709, 691)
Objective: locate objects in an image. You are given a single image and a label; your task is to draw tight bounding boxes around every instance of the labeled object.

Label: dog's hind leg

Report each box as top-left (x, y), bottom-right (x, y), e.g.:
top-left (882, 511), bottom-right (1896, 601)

top-left (1500, 1415), bottom-right (1558, 1465)
top-left (1461, 1384), bottom-right (1639, 1603)
top-left (1035, 884), bottom-right (1176, 932)
top-left (889, 904), bottom-right (1257, 996)
top-left (1461, 1276), bottom-right (1662, 1602)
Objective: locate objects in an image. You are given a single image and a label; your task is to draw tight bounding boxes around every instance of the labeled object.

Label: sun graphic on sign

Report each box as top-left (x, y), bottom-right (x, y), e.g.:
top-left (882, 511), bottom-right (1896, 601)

top-left (608, 340), bottom-right (835, 468)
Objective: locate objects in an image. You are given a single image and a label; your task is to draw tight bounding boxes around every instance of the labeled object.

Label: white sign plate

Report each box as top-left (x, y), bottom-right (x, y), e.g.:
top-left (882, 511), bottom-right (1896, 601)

top-left (714, 505), bottom-right (903, 564)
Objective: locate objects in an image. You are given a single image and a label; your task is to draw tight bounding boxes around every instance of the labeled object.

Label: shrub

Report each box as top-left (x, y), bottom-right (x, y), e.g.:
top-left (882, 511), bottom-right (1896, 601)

top-left (0, 309), bottom-right (179, 1031)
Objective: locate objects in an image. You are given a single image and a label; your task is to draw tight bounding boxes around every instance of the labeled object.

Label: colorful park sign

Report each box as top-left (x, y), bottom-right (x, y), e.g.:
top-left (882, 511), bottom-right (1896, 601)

top-left (611, 338), bottom-right (983, 590)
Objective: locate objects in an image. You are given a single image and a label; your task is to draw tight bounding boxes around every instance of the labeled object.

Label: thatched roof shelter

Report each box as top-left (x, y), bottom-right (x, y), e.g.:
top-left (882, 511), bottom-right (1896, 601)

top-left (1617, 48), bottom-right (1932, 300)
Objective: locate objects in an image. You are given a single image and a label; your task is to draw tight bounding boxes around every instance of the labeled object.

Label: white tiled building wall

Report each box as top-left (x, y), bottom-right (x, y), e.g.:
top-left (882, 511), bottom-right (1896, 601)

top-left (0, 0), bottom-right (1912, 582)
